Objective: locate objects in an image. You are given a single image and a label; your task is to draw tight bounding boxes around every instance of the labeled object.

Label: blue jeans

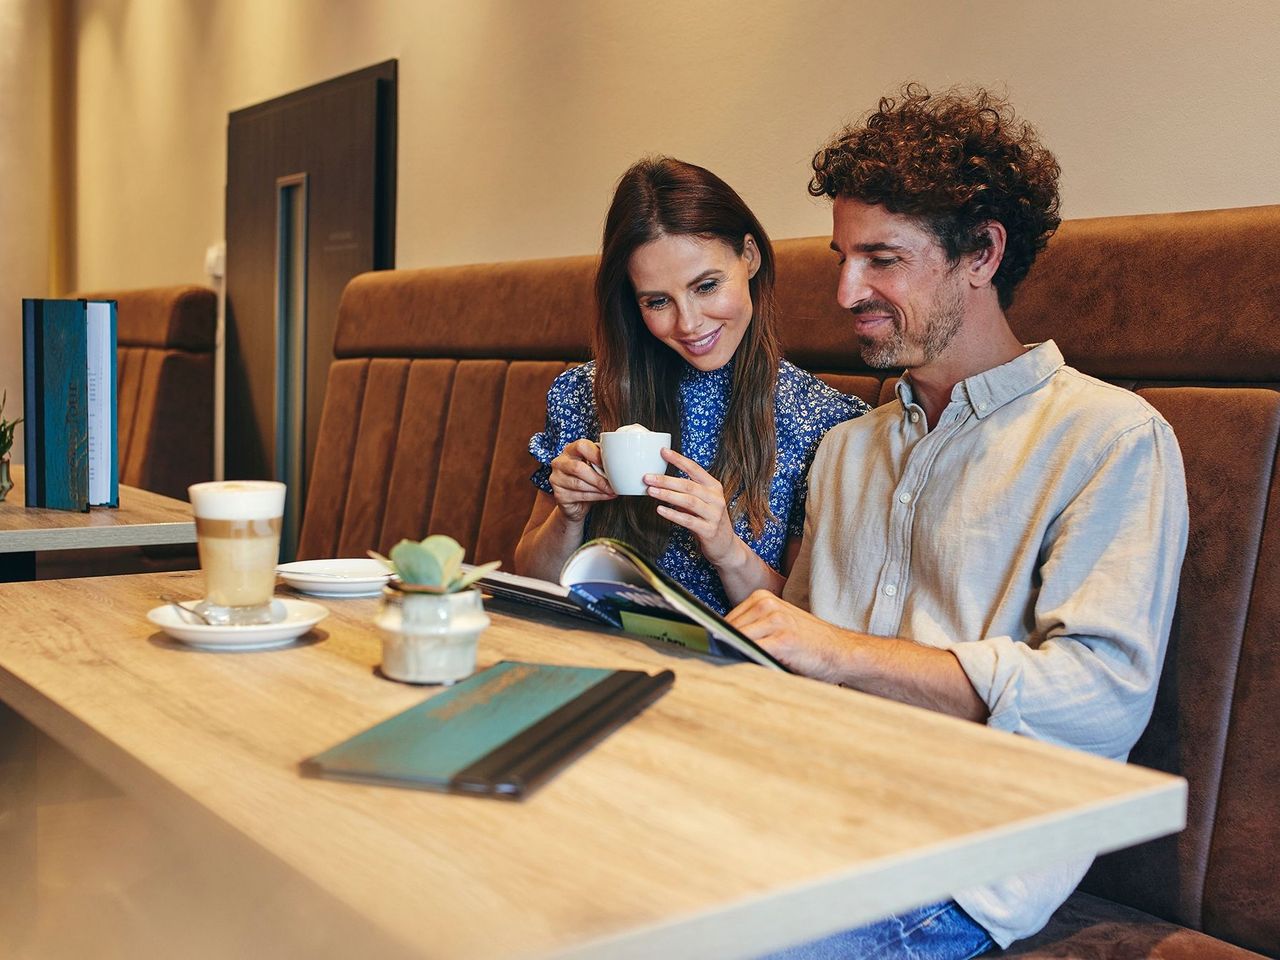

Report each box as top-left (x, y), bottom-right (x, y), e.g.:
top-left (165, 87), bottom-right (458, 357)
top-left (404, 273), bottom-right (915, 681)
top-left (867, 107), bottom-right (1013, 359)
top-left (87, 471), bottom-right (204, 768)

top-left (758, 900), bottom-right (994, 960)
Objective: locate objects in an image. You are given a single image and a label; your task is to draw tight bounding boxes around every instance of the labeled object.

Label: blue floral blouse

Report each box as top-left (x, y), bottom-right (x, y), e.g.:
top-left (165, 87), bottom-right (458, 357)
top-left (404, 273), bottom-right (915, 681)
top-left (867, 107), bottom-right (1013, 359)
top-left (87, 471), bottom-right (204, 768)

top-left (528, 359), bottom-right (868, 614)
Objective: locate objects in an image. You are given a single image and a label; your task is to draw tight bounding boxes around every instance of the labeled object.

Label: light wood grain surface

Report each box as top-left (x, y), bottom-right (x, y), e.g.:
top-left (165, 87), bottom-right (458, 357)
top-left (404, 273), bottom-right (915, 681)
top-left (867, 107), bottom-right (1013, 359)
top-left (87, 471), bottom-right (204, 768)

top-left (0, 571), bottom-right (1186, 959)
top-left (0, 465), bottom-right (196, 553)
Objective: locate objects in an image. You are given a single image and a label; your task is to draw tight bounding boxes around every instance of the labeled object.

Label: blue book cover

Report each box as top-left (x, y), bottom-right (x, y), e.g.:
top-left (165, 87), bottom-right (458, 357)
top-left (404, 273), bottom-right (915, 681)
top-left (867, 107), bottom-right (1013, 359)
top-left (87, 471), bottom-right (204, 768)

top-left (21, 298), bottom-right (118, 510)
top-left (301, 661), bottom-right (673, 799)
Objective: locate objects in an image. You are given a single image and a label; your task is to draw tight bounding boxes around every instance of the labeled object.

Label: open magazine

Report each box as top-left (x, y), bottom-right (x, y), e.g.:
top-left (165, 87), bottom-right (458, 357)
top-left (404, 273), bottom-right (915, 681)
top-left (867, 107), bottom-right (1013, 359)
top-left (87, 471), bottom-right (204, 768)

top-left (470, 538), bottom-right (788, 672)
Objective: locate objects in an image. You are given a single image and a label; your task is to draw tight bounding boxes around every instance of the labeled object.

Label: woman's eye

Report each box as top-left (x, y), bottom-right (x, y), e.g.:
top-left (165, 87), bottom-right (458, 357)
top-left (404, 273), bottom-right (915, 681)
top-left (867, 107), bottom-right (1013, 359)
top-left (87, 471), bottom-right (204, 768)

top-left (695, 279), bottom-right (720, 294)
top-left (642, 297), bottom-right (669, 310)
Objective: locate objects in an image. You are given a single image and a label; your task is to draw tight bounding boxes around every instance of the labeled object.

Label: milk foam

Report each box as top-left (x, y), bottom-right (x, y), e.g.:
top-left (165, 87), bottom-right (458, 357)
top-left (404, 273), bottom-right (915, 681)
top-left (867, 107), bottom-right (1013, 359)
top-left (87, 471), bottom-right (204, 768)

top-left (188, 480), bottom-right (286, 520)
top-left (615, 423), bottom-right (651, 433)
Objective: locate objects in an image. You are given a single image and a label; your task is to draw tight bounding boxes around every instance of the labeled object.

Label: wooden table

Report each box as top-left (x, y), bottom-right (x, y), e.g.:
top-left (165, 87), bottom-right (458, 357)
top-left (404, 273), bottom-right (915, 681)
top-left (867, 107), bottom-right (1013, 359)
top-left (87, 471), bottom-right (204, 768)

top-left (0, 464), bottom-right (196, 580)
top-left (0, 570), bottom-right (1186, 959)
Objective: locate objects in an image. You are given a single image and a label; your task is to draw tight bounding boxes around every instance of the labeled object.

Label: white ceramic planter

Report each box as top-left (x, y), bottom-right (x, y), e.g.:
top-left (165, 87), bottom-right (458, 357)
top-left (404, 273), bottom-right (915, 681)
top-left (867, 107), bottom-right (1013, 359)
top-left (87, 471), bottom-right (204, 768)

top-left (375, 586), bottom-right (490, 685)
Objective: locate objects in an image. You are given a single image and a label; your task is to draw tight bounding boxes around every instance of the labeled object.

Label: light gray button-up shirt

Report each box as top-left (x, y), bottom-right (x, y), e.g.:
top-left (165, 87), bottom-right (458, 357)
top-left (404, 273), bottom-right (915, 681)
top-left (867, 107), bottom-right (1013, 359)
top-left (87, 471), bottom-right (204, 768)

top-left (784, 340), bottom-right (1189, 947)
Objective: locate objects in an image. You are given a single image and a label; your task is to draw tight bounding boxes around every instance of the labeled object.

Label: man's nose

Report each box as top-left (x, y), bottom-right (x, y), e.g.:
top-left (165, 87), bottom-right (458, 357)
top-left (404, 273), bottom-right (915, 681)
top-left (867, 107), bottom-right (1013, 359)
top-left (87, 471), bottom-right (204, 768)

top-left (836, 263), bottom-right (871, 310)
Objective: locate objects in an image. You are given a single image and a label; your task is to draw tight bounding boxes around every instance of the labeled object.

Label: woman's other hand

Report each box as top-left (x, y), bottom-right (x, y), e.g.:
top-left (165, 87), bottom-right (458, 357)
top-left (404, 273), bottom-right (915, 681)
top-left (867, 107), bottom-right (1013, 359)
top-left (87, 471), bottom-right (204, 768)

top-left (548, 439), bottom-right (616, 523)
top-left (643, 448), bottom-right (742, 569)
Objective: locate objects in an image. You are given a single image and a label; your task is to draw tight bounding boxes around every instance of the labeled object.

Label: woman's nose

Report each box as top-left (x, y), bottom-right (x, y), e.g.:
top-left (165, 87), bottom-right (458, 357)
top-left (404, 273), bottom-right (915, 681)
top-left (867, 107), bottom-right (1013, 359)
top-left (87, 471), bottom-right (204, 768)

top-left (673, 302), bottom-right (702, 333)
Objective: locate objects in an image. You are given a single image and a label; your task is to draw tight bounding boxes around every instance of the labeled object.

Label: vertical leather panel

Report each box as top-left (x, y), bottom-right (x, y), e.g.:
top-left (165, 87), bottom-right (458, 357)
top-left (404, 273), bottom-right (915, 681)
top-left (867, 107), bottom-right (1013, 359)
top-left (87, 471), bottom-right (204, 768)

top-left (297, 360), bottom-right (369, 560)
top-left (427, 361), bottom-right (507, 560)
top-left (136, 351), bottom-right (214, 499)
top-left (1083, 388), bottom-right (1279, 931)
top-left (378, 360), bottom-right (457, 553)
top-left (814, 372), bottom-right (883, 408)
top-left (877, 377), bottom-right (900, 406)
top-left (122, 349), bottom-right (166, 492)
top-left (336, 359), bottom-right (411, 559)
top-left (474, 361), bottom-right (568, 570)
top-left (115, 346), bottom-right (144, 485)
top-left (1202, 404), bottom-right (1280, 956)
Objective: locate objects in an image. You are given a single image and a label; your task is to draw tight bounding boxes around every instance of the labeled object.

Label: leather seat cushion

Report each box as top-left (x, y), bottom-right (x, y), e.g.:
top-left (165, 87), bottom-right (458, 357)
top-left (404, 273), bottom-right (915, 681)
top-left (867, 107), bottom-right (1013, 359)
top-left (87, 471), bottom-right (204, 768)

top-left (999, 892), bottom-right (1270, 959)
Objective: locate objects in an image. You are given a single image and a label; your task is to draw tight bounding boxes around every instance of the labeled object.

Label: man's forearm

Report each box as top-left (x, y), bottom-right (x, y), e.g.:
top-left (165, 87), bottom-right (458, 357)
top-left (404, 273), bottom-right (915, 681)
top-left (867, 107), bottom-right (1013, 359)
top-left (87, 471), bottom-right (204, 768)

top-left (833, 633), bottom-right (989, 722)
top-left (726, 590), bottom-right (989, 722)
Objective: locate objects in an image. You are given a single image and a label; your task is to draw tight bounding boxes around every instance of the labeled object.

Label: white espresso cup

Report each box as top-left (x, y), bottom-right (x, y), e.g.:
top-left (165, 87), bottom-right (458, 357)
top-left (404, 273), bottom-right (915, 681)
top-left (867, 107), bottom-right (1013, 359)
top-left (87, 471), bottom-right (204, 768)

top-left (188, 480), bottom-right (286, 625)
top-left (599, 429), bottom-right (671, 496)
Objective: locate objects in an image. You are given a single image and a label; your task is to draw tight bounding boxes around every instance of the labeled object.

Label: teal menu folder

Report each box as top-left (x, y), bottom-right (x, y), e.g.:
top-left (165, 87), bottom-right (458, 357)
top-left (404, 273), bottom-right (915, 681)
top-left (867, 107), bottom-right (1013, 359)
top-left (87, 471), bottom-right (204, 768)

top-left (22, 298), bottom-right (119, 511)
top-left (301, 661), bottom-right (674, 799)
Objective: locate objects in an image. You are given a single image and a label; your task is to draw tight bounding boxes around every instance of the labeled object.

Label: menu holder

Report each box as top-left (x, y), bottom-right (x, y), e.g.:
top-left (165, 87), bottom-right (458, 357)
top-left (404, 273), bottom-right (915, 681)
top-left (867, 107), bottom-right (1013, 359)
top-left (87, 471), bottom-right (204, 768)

top-left (301, 661), bottom-right (674, 799)
top-left (22, 298), bottom-right (119, 511)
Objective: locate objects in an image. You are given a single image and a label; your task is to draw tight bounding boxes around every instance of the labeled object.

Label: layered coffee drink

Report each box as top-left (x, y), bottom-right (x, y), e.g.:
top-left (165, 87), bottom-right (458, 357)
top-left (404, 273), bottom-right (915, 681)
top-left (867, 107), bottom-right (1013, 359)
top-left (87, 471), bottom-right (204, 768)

top-left (188, 481), bottom-right (286, 625)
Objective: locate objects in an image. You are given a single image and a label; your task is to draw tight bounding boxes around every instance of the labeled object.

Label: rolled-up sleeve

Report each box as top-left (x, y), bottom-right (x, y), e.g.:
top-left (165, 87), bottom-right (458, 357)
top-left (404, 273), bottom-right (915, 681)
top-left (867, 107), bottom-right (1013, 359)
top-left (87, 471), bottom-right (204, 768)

top-left (950, 419), bottom-right (1188, 759)
top-left (528, 365), bottom-right (597, 494)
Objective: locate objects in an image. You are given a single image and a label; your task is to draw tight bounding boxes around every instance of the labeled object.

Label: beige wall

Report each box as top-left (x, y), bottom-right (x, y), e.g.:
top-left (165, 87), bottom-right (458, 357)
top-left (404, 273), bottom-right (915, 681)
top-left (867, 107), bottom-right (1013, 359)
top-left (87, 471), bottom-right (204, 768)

top-left (66, 0), bottom-right (1280, 292)
top-left (6, 0), bottom-right (1277, 379)
top-left (0, 0), bottom-right (53, 462)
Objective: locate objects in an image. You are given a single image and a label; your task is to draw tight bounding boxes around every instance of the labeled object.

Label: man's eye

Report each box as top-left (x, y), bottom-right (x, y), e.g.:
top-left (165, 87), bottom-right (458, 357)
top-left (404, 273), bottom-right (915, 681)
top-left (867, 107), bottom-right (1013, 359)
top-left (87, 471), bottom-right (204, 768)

top-left (871, 256), bottom-right (898, 267)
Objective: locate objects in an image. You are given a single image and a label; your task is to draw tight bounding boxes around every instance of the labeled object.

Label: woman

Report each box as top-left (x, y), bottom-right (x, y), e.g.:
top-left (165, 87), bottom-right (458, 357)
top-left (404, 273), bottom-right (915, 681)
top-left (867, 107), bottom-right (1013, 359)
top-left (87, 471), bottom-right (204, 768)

top-left (514, 157), bottom-right (867, 614)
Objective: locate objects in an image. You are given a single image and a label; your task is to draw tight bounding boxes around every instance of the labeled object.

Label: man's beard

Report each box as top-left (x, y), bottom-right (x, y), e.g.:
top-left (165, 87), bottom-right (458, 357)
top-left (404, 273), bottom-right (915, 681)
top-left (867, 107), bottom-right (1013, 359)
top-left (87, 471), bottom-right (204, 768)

top-left (857, 282), bottom-right (964, 369)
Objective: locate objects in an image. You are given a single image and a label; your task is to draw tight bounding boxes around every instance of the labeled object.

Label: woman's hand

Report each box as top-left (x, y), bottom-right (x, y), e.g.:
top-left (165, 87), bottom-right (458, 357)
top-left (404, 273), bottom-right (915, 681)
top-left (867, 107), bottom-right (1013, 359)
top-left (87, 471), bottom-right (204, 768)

top-left (548, 439), bottom-right (616, 524)
top-left (643, 448), bottom-right (743, 570)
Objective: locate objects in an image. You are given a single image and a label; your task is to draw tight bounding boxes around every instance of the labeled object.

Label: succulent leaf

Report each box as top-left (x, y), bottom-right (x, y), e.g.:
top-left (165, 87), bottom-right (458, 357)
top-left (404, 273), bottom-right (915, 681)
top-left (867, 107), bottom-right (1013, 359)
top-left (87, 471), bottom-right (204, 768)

top-left (451, 560), bottom-right (501, 592)
top-left (389, 539), bottom-right (444, 586)
top-left (422, 535), bottom-right (464, 583)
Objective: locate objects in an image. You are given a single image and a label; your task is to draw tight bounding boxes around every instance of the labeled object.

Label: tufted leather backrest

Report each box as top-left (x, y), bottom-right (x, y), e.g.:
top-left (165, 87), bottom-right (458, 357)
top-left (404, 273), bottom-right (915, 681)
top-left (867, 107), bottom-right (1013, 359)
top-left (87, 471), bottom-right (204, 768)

top-left (75, 285), bottom-right (217, 500)
top-left (299, 206), bottom-right (1280, 955)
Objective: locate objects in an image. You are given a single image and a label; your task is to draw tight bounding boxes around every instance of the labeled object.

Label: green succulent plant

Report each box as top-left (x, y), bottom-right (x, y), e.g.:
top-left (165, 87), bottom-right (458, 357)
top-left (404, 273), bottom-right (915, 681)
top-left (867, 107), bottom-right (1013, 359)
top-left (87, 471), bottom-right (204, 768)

top-left (0, 391), bottom-right (22, 459)
top-left (369, 534), bottom-right (499, 593)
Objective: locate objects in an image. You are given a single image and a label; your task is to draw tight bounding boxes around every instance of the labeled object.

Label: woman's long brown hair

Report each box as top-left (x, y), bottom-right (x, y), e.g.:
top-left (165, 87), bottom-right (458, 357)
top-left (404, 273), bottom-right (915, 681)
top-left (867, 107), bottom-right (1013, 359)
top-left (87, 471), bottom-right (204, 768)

top-left (590, 157), bottom-right (781, 561)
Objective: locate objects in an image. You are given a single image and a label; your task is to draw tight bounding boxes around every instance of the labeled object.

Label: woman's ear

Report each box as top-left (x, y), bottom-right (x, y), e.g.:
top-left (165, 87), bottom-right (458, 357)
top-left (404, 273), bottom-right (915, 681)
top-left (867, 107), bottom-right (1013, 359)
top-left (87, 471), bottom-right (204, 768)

top-left (743, 234), bottom-right (761, 279)
top-left (968, 221), bottom-right (1006, 289)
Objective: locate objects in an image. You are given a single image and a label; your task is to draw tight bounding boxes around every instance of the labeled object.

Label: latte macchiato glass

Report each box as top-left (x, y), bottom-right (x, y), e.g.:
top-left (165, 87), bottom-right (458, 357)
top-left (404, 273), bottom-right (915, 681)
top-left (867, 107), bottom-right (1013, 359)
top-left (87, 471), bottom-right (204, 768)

top-left (188, 481), bottom-right (286, 625)
top-left (600, 426), bottom-right (671, 495)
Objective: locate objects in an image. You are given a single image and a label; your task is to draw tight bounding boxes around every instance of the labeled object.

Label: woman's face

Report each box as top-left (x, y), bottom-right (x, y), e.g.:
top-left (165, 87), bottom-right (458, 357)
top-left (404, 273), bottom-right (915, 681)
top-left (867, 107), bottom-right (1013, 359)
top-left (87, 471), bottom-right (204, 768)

top-left (627, 233), bottom-right (759, 372)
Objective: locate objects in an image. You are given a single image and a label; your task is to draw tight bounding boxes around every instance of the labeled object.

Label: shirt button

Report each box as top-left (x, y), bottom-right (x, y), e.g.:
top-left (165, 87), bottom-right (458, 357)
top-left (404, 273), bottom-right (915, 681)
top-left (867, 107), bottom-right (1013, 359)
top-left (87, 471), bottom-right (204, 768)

top-left (884, 584), bottom-right (897, 597)
top-left (910, 411), bottom-right (921, 423)
top-left (977, 402), bottom-right (988, 412)
top-left (898, 492), bottom-right (912, 504)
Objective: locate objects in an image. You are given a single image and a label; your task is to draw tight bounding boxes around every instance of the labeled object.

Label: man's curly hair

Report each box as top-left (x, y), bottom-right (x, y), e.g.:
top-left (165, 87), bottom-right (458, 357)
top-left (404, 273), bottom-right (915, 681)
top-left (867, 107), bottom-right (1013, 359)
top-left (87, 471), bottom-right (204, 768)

top-left (810, 84), bottom-right (1061, 308)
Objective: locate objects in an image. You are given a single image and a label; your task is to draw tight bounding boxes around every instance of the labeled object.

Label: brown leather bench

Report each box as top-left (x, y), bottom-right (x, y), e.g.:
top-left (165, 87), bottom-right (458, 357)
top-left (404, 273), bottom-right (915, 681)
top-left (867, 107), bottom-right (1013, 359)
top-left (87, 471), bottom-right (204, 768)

top-left (298, 205), bottom-right (1280, 959)
top-left (87, 284), bottom-right (217, 501)
top-left (36, 285), bottom-right (215, 579)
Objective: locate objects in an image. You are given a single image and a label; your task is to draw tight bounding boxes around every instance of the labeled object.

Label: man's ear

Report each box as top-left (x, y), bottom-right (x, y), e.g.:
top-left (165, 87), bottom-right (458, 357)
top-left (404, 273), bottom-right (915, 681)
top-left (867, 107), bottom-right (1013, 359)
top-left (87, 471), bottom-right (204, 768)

top-left (967, 221), bottom-right (1006, 289)
top-left (743, 234), bottom-right (761, 279)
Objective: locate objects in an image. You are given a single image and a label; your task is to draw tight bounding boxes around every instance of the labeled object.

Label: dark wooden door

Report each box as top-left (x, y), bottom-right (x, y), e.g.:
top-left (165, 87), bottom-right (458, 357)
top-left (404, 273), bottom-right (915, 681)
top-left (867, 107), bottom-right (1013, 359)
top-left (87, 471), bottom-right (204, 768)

top-left (225, 60), bottom-right (395, 558)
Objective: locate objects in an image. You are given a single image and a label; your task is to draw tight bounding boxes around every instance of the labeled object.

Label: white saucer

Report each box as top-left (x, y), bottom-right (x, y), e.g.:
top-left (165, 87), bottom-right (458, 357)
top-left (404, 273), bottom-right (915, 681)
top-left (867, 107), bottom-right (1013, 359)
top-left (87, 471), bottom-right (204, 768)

top-left (147, 598), bottom-right (328, 651)
top-left (275, 558), bottom-right (391, 597)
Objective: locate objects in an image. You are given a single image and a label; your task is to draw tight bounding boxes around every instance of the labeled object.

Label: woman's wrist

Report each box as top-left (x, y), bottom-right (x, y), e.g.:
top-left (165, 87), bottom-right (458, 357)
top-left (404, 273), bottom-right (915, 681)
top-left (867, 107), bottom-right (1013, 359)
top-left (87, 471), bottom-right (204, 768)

top-left (708, 536), bottom-right (753, 577)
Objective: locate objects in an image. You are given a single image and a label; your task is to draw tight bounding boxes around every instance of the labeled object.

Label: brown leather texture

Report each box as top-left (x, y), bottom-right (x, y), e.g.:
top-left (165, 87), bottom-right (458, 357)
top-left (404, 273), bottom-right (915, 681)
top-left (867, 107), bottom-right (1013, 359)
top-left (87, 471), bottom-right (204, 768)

top-left (78, 285), bottom-right (217, 499)
top-left (1000, 892), bottom-right (1270, 959)
top-left (299, 205), bottom-right (1280, 959)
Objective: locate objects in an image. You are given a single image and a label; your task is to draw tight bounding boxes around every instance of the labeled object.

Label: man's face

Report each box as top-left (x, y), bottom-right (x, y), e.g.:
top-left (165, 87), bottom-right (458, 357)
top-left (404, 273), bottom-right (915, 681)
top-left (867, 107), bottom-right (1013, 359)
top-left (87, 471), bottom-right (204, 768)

top-left (829, 197), bottom-right (966, 370)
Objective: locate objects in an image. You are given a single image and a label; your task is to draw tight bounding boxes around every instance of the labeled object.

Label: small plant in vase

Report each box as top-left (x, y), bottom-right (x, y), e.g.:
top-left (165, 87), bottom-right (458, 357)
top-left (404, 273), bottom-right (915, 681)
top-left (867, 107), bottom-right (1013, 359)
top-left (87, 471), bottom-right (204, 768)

top-left (369, 535), bottom-right (499, 684)
top-left (0, 390), bottom-right (22, 503)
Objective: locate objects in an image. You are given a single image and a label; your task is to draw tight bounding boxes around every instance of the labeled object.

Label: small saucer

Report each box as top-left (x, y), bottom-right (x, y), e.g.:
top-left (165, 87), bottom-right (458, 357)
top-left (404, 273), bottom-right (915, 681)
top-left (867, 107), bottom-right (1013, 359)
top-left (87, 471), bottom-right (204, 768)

top-left (147, 598), bottom-right (328, 651)
top-left (276, 558), bottom-right (391, 598)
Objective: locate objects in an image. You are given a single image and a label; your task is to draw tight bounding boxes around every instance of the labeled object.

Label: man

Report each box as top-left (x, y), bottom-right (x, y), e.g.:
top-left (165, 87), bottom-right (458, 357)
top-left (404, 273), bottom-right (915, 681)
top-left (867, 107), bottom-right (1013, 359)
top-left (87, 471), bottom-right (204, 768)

top-left (728, 86), bottom-right (1189, 958)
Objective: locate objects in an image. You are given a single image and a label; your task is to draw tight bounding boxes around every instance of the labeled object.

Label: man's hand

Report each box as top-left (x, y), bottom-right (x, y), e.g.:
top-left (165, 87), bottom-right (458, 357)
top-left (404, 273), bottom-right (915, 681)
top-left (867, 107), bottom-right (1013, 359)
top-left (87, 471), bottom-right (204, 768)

top-left (726, 590), bottom-right (854, 684)
top-left (727, 590), bottom-right (990, 722)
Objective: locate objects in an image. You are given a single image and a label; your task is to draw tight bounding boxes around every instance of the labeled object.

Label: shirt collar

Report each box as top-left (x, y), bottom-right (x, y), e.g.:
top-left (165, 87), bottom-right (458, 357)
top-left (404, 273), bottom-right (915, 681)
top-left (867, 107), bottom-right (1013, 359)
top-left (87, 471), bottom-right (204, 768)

top-left (895, 340), bottom-right (1065, 419)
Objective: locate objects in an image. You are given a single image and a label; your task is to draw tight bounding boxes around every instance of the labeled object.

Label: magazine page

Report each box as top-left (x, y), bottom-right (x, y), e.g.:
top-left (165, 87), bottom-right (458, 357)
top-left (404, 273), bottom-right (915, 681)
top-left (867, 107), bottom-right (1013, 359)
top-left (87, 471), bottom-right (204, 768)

top-left (462, 564), bottom-right (593, 621)
top-left (561, 539), bottom-right (787, 671)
